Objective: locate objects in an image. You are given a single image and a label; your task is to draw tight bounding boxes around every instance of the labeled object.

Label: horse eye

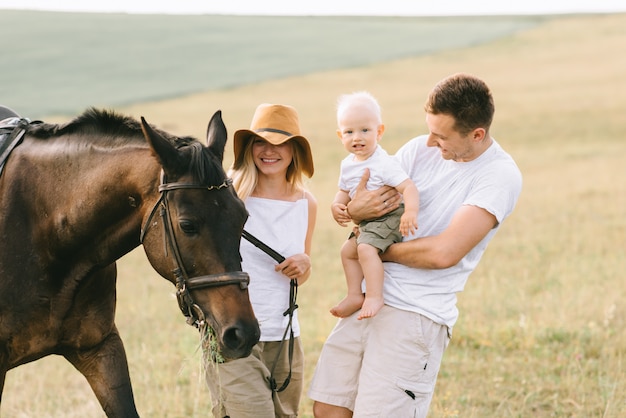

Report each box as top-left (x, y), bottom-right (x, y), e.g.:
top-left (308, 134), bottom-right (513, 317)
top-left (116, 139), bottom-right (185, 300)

top-left (179, 220), bottom-right (198, 234)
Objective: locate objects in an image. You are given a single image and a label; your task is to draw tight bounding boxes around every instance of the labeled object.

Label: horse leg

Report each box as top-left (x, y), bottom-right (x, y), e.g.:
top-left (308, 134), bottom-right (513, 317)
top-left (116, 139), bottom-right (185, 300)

top-left (63, 325), bottom-right (138, 418)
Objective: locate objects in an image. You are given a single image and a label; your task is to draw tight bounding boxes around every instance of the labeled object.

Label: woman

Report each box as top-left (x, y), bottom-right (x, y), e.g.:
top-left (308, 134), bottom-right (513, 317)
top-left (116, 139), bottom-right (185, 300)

top-left (205, 103), bottom-right (317, 418)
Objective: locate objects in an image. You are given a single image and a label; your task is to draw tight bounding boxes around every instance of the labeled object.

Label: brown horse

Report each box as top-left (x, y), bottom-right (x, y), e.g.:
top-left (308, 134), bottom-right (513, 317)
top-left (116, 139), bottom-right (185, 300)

top-left (0, 107), bottom-right (260, 416)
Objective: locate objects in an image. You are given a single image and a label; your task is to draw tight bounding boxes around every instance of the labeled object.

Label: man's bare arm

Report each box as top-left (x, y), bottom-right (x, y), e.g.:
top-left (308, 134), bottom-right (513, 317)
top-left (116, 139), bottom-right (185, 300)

top-left (381, 205), bottom-right (497, 269)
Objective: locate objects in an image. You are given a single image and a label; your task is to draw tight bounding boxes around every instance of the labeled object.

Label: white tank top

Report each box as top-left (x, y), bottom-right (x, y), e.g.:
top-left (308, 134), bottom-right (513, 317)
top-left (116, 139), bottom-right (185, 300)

top-left (241, 196), bottom-right (308, 341)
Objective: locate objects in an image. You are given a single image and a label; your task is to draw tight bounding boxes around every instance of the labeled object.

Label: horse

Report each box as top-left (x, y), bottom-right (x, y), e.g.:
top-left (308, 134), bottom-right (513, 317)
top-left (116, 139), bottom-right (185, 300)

top-left (0, 106), bottom-right (260, 417)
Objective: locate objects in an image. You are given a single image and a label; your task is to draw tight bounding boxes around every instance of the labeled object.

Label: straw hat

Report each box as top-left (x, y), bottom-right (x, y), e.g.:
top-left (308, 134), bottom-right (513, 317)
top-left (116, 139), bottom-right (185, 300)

top-left (233, 104), bottom-right (314, 177)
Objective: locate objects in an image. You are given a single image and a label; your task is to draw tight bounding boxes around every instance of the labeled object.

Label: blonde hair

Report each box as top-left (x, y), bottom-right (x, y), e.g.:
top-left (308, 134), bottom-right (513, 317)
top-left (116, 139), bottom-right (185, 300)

top-left (336, 91), bottom-right (382, 125)
top-left (228, 137), bottom-right (307, 201)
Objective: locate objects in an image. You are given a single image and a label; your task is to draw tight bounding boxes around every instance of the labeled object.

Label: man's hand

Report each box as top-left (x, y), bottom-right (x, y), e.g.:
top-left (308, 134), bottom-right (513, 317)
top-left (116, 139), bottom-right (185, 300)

top-left (346, 169), bottom-right (402, 223)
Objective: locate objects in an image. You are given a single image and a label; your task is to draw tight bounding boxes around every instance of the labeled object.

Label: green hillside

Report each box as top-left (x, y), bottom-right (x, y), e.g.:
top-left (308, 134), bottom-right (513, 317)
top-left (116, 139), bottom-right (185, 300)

top-left (0, 10), bottom-right (549, 118)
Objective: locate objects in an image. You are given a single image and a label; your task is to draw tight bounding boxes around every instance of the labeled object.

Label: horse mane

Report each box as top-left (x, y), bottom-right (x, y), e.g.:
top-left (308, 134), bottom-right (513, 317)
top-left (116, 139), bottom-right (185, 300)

top-left (186, 141), bottom-right (226, 186)
top-left (27, 107), bottom-right (175, 143)
top-left (26, 108), bottom-right (226, 185)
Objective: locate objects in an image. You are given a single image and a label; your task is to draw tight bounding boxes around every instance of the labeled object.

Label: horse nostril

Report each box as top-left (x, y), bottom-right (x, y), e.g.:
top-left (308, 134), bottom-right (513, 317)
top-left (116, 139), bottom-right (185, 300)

top-left (222, 326), bottom-right (244, 350)
top-left (222, 323), bottom-right (261, 355)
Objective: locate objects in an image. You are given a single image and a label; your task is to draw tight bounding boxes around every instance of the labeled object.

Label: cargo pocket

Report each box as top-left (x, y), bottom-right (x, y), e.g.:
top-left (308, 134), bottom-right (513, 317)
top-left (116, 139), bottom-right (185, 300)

top-left (380, 379), bottom-right (436, 418)
top-left (358, 214), bottom-right (403, 252)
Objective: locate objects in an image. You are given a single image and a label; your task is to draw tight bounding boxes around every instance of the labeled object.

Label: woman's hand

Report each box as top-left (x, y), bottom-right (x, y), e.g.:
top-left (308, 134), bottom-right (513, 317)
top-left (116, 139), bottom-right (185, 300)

top-left (276, 253), bottom-right (311, 282)
top-left (346, 169), bottom-right (402, 223)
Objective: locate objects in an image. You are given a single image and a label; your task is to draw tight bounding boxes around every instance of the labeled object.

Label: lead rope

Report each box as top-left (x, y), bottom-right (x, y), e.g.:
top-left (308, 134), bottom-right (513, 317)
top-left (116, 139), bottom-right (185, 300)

top-left (241, 230), bottom-right (298, 393)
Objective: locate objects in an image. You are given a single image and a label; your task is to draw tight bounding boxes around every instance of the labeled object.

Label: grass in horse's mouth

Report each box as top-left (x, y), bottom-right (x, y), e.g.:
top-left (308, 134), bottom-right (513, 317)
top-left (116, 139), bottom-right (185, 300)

top-left (201, 325), bottom-right (225, 364)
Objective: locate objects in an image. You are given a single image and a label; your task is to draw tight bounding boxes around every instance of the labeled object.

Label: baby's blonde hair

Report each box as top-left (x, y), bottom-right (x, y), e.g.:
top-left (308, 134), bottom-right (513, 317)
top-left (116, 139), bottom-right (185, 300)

top-left (336, 91), bottom-right (382, 125)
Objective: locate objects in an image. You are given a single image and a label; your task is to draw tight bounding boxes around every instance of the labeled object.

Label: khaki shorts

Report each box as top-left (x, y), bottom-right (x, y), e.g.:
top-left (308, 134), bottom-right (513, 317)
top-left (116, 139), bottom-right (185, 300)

top-left (205, 338), bottom-right (304, 418)
top-left (308, 306), bottom-right (450, 417)
top-left (357, 205), bottom-right (404, 252)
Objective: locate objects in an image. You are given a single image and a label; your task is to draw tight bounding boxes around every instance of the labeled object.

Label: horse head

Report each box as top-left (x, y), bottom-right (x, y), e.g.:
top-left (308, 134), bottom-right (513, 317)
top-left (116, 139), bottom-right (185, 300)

top-left (139, 111), bottom-right (260, 360)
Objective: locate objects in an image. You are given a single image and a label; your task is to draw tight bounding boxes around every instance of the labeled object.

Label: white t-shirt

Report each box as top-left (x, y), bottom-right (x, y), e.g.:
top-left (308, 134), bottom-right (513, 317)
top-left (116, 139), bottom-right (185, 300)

top-left (241, 196), bottom-right (308, 341)
top-left (339, 145), bottom-right (409, 198)
top-left (382, 135), bottom-right (522, 327)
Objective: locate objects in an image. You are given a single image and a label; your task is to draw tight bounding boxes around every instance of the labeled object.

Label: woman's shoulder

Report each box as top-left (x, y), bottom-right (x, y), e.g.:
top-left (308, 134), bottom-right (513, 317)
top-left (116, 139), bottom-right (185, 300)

top-left (302, 189), bottom-right (316, 201)
top-left (301, 190), bottom-right (318, 212)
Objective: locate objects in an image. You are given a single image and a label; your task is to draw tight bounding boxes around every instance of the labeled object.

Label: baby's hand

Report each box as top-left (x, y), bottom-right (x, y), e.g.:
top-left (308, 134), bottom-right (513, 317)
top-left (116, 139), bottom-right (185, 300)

top-left (331, 202), bottom-right (350, 227)
top-left (399, 210), bottom-right (418, 237)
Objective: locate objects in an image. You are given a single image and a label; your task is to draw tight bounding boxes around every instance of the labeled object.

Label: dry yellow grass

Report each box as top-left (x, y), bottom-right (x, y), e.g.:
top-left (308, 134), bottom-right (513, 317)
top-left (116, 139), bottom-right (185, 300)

top-left (2, 13), bottom-right (625, 417)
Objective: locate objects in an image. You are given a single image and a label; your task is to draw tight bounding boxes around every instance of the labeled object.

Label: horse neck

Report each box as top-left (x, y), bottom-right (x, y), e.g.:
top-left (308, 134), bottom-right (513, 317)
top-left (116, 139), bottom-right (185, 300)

top-left (4, 139), bottom-right (160, 265)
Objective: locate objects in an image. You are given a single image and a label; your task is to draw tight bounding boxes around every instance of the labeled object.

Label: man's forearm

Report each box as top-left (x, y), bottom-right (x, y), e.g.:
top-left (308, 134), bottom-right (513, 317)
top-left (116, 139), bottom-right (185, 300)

top-left (381, 201), bottom-right (498, 271)
top-left (381, 237), bottom-right (456, 270)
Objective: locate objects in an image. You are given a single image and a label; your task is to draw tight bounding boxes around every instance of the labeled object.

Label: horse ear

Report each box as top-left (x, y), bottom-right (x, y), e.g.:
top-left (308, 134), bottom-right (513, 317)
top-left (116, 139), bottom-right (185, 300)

top-left (206, 110), bottom-right (227, 163)
top-left (140, 117), bottom-right (182, 171)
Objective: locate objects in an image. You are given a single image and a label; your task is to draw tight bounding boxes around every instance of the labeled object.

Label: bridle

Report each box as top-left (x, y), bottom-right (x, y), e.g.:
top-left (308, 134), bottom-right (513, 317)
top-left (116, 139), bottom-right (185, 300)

top-left (140, 170), bottom-right (250, 328)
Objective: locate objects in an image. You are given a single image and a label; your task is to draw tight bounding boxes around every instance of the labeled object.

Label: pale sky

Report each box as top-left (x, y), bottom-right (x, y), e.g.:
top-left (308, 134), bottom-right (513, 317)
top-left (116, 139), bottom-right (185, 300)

top-left (1, 0), bottom-right (625, 15)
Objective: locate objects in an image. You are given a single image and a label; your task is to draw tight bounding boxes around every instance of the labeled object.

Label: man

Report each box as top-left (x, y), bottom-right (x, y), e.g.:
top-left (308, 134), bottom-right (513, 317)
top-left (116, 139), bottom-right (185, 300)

top-left (308, 73), bottom-right (523, 417)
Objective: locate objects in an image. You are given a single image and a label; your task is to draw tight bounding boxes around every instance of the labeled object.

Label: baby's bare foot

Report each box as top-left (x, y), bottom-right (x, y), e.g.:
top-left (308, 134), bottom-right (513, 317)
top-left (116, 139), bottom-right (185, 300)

top-left (330, 294), bottom-right (365, 318)
top-left (357, 297), bottom-right (384, 320)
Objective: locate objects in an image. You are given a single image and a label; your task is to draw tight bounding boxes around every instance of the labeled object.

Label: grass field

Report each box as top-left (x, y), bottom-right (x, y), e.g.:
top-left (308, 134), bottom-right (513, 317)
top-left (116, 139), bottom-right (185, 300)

top-left (2, 11), bottom-right (626, 418)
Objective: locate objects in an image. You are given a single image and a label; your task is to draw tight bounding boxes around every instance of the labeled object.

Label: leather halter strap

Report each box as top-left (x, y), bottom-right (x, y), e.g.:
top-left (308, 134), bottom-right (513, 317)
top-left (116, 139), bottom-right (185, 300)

top-left (158, 177), bottom-right (233, 192)
top-left (140, 170), bottom-right (248, 328)
top-left (241, 229), bottom-right (299, 393)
